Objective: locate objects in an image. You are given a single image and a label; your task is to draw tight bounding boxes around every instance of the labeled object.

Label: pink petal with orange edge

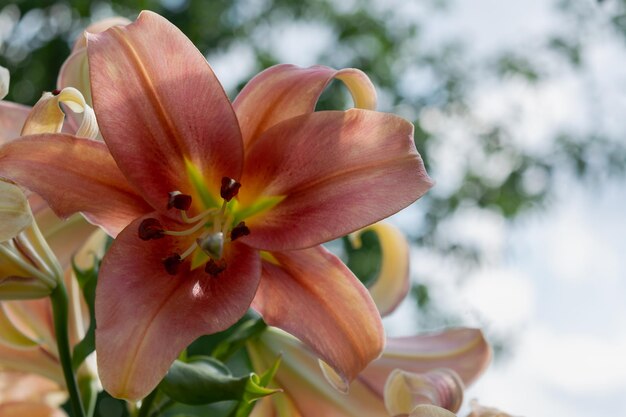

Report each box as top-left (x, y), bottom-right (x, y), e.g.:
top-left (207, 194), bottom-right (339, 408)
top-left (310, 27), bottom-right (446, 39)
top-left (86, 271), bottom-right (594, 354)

top-left (96, 214), bottom-right (261, 400)
top-left (252, 245), bottom-right (384, 389)
top-left (0, 101), bottom-right (30, 143)
top-left (234, 64), bottom-right (377, 148)
top-left (87, 11), bottom-right (243, 211)
top-left (0, 134), bottom-right (152, 237)
top-left (239, 109), bottom-right (432, 251)
top-left (359, 328), bottom-right (492, 398)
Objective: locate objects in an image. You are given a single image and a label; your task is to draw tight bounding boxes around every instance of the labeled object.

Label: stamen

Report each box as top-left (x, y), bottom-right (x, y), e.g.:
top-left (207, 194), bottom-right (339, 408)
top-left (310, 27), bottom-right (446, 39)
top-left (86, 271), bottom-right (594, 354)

top-left (220, 177), bottom-right (241, 202)
top-left (205, 258), bottom-right (226, 276)
top-left (163, 218), bottom-right (207, 237)
top-left (230, 221), bottom-right (250, 241)
top-left (181, 207), bottom-right (218, 224)
top-left (197, 232), bottom-right (224, 260)
top-left (167, 191), bottom-right (192, 211)
top-left (162, 253), bottom-right (182, 275)
top-left (51, 89), bottom-right (61, 96)
top-left (138, 218), bottom-right (165, 240)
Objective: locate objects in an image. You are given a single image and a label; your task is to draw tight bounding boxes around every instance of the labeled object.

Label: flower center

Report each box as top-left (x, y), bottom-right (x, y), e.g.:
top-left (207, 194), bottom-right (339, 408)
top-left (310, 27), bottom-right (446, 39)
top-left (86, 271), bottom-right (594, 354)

top-left (138, 176), bottom-right (250, 276)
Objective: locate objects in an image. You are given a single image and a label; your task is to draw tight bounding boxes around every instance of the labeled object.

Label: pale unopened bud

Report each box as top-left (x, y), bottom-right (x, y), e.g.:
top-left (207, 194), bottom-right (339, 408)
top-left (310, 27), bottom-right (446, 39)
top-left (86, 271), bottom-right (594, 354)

top-left (0, 66), bottom-right (9, 100)
top-left (0, 181), bottom-right (33, 243)
top-left (0, 181), bottom-right (62, 299)
top-left (385, 368), bottom-right (464, 416)
top-left (409, 405), bottom-right (458, 417)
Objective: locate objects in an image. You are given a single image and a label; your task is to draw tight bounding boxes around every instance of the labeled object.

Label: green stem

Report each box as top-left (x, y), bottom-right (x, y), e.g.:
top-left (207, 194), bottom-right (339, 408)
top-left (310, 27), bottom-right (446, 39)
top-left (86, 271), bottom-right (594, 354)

top-left (50, 282), bottom-right (86, 417)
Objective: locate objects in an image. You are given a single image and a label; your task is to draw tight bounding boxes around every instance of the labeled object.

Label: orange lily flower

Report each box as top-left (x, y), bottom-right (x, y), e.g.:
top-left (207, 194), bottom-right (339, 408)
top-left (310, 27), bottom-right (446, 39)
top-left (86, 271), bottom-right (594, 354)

top-left (0, 11), bottom-right (432, 400)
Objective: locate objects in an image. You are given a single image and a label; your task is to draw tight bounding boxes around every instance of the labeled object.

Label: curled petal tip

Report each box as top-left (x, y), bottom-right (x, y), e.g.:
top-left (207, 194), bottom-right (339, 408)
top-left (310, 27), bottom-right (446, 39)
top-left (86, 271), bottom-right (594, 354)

top-left (384, 368), bottom-right (464, 416)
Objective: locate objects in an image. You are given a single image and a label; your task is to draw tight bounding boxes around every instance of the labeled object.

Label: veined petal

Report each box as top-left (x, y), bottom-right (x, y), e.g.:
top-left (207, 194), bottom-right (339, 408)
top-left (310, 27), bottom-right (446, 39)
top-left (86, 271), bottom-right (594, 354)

top-left (72, 16), bottom-right (131, 52)
top-left (234, 64), bottom-right (377, 148)
top-left (359, 329), bottom-right (492, 397)
top-left (467, 400), bottom-right (517, 417)
top-left (0, 101), bottom-right (30, 143)
top-left (239, 110), bottom-right (432, 251)
top-left (59, 17), bottom-right (131, 106)
top-left (87, 11), bottom-right (243, 212)
top-left (0, 135), bottom-right (152, 237)
top-left (252, 246), bottom-right (384, 389)
top-left (96, 215), bottom-right (261, 400)
top-left (349, 222), bottom-right (410, 316)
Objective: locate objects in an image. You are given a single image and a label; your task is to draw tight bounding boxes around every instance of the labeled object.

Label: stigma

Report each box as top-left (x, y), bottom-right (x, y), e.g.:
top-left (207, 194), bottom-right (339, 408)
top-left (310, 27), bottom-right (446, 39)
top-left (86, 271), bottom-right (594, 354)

top-left (138, 177), bottom-right (249, 276)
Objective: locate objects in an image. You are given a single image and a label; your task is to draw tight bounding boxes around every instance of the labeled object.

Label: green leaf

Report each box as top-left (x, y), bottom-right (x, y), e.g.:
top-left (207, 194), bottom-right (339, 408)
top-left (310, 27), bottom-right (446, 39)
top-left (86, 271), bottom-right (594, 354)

top-left (159, 356), bottom-right (280, 406)
top-left (211, 318), bottom-right (267, 362)
top-left (343, 230), bottom-right (382, 287)
top-left (71, 258), bottom-right (99, 371)
top-left (229, 356), bottom-right (282, 417)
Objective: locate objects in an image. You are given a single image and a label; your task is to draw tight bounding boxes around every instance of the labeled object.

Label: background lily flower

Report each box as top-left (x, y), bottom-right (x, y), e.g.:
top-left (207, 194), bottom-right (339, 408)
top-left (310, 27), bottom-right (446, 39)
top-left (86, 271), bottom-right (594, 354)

top-left (247, 327), bottom-right (490, 417)
top-left (0, 66), bottom-right (29, 144)
top-left (0, 371), bottom-right (67, 417)
top-left (0, 11), bottom-right (432, 400)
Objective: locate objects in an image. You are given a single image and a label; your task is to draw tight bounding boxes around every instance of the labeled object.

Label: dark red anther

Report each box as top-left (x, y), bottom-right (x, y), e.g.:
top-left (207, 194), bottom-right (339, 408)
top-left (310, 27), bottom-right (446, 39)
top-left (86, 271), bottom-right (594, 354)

top-left (230, 221), bottom-right (250, 241)
top-left (162, 253), bottom-right (182, 275)
top-left (205, 258), bottom-right (227, 276)
top-left (138, 218), bottom-right (165, 240)
top-left (220, 177), bottom-right (241, 202)
top-left (167, 191), bottom-right (192, 211)
top-left (51, 89), bottom-right (61, 96)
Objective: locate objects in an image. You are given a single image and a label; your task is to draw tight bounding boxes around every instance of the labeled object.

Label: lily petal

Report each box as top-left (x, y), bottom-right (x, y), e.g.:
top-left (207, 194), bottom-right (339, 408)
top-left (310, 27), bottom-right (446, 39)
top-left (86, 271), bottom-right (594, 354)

top-left (21, 88), bottom-right (99, 139)
top-left (359, 328), bottom-right (492, 397)
top-left (72, 16), bottom-right (131, 52)
top-left (410, 405), bottom-right (457, 417)
top-left (384, 368), bottom-right (464, 415)
top-left (252, 245), bottom-right (384, 389)
top-left (239, 109), bottom-right (432, 251)
top-left (349, 222), bottom-right (410, 316)
top-left (96, 215), bottom-right (261, 400)
top-left (0, 66), bottom-right (9, 99)
top-left (0, 180), bottom-right (33, 242)
top-left (248, 329), bottom-right (388, 417)
top-left (87, 10), bottom-right (243, 212)
top-left (233, 64), bottom-right (377, 148)
top-left (0, 403), bottom-right (67, 417)
top-left (0, 101), bottom-right (30, 143)
top-left (0, 134), bottom-right (152, 237)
